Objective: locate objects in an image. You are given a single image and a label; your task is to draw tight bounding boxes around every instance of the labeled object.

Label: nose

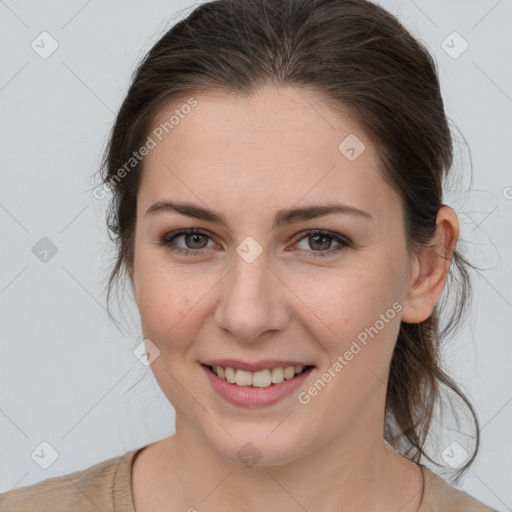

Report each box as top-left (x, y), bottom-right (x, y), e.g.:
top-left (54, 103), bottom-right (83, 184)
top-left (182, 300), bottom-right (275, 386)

top-left (213, 248), bottom-right (290, 343)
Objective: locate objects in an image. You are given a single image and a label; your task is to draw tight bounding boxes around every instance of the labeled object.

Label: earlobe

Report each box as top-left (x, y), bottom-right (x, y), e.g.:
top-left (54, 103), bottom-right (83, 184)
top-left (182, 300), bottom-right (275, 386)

top-left (400, 206), bottom-right (459, 324)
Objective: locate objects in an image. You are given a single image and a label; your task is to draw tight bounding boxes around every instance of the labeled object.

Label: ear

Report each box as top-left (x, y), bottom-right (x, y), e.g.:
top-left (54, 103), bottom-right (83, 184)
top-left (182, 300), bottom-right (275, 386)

top-left (401, 206), bottom-right (459, 324)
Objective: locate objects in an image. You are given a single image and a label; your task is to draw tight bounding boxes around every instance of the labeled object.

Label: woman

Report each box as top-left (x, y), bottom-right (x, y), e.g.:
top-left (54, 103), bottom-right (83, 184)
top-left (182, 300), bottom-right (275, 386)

top-left (0, 0), bottom-right (498, 510)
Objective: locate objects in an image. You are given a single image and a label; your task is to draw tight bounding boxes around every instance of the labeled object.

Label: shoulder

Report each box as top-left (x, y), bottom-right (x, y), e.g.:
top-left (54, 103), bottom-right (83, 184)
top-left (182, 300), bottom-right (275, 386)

top-left (420, 465), bottom-right (499, 512)
top-left (0, 447), bottom-right (142, 512)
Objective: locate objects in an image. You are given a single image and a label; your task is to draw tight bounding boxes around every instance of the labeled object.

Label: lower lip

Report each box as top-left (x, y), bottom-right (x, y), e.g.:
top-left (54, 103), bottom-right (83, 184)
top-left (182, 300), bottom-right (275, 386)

top-left (202, 364), bottom-right (315, 407)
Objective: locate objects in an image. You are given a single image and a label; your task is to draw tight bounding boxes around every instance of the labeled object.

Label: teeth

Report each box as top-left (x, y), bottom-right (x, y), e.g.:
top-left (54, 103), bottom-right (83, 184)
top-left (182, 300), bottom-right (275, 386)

top-left (235, 369), bottom-right (253, 386)
top-left (270, 367), bottom-right (284, 384)
top-left (283, 367), bottom-right (295, 380)
top-left (212, 365), bottom-right (308, 388)
top-left (225, 367), bottom-right (236, 384)
top-left (252, 369), bottom-right (272, 388)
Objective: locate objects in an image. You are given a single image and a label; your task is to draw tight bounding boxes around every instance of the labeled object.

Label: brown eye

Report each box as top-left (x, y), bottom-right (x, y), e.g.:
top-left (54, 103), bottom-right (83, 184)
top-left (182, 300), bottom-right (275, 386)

top-left (307, 234), bottom-right (333, 250)
top-left (161, 228), bottom-right (215, 256)
top-left (293, 230), bottom-right (351, 258)
top-left (180, 232), bottom-right (209, 249)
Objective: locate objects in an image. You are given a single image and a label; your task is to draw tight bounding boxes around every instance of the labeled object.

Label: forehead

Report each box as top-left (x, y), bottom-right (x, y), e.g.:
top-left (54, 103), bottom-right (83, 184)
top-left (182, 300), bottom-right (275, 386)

top-left (138, 86), bottom-right (400, 224)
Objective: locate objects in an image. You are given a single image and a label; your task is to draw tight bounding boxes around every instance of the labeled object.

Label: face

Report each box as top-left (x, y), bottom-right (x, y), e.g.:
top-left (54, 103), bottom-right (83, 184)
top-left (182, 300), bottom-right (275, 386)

top-left (130, 85), bottom-right (419, 467)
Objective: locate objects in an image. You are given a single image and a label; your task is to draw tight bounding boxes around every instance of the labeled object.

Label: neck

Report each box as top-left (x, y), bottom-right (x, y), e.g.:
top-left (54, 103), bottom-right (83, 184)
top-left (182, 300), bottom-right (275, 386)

top-left (157, 415), bottom-right (423, 512)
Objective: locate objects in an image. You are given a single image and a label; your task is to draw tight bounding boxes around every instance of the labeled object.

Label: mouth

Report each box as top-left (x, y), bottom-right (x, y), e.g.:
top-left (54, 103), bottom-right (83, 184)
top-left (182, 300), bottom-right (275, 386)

top-left (203, 363), bottom-right (315, 388)
top-left (201, 363), bottom-right (316, 407)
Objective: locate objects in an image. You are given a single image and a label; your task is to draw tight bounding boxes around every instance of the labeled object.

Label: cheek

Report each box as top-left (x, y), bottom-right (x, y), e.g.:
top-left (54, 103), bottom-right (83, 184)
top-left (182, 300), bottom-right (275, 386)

top-left (138, 289), bottom-right (194, 343)
top-left (135, 259), bottom-right (218, 352)
top-left (299, 258), bottom-right (402, 359)
top-left (134, 257), bottom-right (189, 341)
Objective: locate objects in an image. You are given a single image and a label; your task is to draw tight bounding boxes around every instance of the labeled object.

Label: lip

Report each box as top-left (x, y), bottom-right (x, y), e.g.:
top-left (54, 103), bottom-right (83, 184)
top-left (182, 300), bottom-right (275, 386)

top-left (202, 359), bottom-right (314, 372)
top-left (201, 363), bottom-right (315, 407)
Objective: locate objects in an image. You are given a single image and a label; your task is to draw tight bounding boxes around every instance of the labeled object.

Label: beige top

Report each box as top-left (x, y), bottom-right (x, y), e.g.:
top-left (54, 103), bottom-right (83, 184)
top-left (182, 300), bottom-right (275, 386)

top-left (0, 445), bottom-right (498, 511)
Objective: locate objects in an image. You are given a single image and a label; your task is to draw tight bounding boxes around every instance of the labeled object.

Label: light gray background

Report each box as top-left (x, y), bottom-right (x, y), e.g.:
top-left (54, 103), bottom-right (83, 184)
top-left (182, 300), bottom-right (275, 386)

top-left (0, 0), bottom-right (511, 508)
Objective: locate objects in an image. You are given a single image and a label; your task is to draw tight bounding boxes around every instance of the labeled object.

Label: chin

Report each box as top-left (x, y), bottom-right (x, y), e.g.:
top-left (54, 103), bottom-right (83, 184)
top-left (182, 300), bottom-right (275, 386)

top-left (205, 424), bottom-right (310, 468)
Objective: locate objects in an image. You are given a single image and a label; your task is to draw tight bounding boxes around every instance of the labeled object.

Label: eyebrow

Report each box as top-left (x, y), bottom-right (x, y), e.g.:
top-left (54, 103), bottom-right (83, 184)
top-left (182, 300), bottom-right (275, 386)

top-left (145, 199), bottom-right (373, 228)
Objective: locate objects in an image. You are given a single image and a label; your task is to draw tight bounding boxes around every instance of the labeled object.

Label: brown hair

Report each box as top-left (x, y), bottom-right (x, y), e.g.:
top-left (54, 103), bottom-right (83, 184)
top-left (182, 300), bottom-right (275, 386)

top-left (93, 0), bottom-right (481, 483)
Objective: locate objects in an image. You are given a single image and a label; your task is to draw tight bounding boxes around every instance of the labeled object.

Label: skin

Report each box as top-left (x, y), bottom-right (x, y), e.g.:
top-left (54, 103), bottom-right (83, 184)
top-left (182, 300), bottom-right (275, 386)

top-left (128, 85), bottom-right (459, 511)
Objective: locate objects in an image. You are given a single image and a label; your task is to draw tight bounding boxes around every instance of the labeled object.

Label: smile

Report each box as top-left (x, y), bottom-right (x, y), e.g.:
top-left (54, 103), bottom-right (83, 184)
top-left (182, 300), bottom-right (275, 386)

top-left (208, 364), bottom-right (311, 388)
top-left (201, 363), bottom-right (315, 407)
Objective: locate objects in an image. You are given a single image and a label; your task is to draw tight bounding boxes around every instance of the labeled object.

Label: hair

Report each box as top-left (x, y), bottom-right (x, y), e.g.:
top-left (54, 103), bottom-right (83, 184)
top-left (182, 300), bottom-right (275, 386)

top-left (93, 0), bottom-right (482, 483)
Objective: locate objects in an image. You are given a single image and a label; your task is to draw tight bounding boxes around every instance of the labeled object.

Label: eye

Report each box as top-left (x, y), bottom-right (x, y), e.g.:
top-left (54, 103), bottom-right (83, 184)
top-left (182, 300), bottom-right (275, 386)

top-left (291, 229), bottom-right (351, 258)
top-left (160, 228), bottom-right (216, 256)
top-left (159, 228), bottom-right (351, 258)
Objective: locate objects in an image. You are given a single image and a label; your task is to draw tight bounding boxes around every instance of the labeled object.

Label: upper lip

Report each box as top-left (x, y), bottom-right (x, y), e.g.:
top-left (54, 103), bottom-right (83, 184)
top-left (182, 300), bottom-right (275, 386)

top-left (202, 359), bottom-right (314, 372)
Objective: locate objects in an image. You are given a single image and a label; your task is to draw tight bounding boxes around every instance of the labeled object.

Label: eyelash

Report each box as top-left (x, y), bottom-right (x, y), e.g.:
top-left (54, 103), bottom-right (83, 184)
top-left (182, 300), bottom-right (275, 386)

top-left (159, 228), bottom-right (351, 259)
